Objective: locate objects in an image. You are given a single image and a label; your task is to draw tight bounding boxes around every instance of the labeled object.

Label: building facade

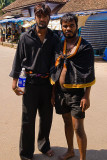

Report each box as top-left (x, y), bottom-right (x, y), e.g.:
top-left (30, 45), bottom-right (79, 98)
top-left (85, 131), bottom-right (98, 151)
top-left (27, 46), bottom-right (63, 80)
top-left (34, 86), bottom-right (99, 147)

top-left (1, 0), bottom-right (67, 19)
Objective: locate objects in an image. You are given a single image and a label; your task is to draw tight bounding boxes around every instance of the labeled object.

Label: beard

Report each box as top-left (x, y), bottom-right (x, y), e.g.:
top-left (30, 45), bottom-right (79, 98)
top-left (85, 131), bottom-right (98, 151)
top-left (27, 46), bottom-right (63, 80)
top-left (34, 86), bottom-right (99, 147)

top-left (65, 33), bottom-right (76, 39)
top-left (37, 22), bottom-right (47, 29)
top-left (63, 29), bottom-right (77, 39)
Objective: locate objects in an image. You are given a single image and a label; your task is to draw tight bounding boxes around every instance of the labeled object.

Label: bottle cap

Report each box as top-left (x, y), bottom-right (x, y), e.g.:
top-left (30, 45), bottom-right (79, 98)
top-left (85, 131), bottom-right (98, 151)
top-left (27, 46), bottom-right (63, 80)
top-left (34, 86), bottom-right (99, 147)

top-left (22, 68), bottom-right (25, 71)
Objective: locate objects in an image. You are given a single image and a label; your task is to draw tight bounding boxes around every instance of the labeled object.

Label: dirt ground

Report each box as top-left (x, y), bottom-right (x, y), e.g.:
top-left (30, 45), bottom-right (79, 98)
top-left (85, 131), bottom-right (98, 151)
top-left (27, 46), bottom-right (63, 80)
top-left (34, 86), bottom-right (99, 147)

top-left (0, 45), bottom-right (107, 160)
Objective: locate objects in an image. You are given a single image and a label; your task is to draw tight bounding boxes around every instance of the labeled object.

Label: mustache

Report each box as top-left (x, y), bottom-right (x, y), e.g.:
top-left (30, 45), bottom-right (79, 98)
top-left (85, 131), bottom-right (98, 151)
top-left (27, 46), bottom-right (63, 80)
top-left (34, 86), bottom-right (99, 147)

top-left (65, 31), bottom-right (73, 34)
top-left (40, 21), bottom-right (46, 24)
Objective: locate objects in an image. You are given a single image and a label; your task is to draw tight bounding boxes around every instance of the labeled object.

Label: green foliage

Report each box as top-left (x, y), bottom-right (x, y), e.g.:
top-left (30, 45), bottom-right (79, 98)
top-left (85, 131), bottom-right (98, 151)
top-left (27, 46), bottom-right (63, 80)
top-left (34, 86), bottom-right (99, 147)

top-left (0, 9), bottom-right (3, 16)
top-left (0, 0), bottom-right (16, 9)
top-left (6, 0), bottom-right (16, 5)
top-left (0, 0), bottom-right (6, 9)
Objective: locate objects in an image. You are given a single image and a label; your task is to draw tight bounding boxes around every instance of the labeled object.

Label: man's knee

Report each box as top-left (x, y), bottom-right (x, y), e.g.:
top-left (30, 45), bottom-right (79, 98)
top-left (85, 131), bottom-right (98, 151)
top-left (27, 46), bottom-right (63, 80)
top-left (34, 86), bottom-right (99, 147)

top-left (62, 113), bottom-right (72, 127)
top-left (74, 126), bottom-right (83, 137)
top-left (73, 120), bottom-right (85, 138)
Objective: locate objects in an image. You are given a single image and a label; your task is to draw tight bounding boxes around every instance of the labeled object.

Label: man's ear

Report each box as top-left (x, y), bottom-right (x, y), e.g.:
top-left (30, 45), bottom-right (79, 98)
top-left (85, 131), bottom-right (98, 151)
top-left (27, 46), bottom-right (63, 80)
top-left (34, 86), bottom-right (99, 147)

top-left (35, 15), bottom-right (37, 20)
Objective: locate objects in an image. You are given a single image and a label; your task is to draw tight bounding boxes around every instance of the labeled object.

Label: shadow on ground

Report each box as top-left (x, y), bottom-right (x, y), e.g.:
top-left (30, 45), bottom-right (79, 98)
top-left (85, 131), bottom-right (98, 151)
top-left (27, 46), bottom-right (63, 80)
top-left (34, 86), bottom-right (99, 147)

top-left (33, 147), bottom-right (107, 160)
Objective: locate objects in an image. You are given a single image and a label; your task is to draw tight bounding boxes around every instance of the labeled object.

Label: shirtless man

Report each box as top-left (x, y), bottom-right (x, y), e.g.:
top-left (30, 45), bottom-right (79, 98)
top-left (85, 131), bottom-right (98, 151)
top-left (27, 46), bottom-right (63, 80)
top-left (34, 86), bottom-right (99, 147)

top-left (51, 13), bottom-right (95, 160)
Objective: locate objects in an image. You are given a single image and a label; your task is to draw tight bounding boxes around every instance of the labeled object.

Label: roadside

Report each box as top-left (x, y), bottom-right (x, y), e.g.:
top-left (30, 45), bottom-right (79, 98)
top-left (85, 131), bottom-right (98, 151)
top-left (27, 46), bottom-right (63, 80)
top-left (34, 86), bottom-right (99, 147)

top-left (0, 45), bottom-right (107, 160)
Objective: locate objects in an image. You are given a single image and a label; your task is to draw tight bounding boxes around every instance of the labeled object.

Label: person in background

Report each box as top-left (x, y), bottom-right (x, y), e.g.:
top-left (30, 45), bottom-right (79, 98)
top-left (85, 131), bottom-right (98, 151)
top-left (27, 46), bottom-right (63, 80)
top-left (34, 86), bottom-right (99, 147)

top-left (21, 27), bottom-right (25, 33)
top-left (10, 3), bottom-right (60, 160)
top-left (14, 29), bottom-right (20, 42)
top-left (6, 27), bottom-right (11, 40)
top-left (51, 13), bottom-right (95, 160)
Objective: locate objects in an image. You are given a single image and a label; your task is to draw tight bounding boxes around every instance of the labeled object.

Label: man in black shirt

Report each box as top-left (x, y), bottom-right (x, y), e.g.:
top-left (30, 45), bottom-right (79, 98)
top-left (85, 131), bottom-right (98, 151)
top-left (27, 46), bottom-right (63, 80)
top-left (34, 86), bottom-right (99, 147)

top-left (10, 3), bottom-right (60, 160)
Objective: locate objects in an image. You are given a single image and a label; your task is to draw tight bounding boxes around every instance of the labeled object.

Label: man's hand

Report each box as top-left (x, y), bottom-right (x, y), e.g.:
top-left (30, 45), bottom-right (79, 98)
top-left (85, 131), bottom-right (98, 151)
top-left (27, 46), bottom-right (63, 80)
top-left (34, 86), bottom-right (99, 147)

top-left (13, 87), bottom-right (24, 96)
top-left (80, 87), bottom-right (91, 112)
top-left (80, 96), bottom-right (90, 112)
top-left (12, 78), bottom-right (24, 96)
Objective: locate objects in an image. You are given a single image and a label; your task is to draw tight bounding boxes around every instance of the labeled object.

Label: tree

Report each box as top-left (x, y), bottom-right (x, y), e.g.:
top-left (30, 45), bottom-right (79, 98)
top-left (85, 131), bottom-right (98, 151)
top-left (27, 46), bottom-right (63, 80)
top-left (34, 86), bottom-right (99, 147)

top-left (6, 0), bottom-right (15, 5)
top-left (0, 0), bottom-right (6, 9)
top-left (0, 0), bottom-right (16, 9)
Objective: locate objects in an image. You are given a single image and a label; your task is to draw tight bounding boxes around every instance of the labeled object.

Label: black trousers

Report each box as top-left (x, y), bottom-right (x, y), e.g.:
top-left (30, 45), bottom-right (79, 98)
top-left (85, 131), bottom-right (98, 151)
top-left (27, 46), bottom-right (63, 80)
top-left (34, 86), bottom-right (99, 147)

top-left (19, 83), bottom-right (53, 159)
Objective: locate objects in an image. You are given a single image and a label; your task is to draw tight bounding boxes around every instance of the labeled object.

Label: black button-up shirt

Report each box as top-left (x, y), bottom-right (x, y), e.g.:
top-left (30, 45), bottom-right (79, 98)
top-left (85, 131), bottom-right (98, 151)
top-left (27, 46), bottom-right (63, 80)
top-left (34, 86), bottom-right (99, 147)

top-left (10, 25), bottom-right (60, 79)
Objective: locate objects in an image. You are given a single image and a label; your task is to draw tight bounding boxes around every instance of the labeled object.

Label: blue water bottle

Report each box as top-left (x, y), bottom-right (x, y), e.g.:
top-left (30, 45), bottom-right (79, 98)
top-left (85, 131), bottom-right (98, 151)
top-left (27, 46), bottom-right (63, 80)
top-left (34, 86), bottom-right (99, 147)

top-left (18, 68), bottom-right (26, 92)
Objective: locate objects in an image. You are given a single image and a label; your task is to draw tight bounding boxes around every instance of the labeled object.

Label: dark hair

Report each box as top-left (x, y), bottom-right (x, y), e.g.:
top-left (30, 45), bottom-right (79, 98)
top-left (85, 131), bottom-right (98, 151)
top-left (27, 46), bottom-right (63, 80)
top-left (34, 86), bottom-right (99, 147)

top-left (60, 13), bottom-right (78, 27)
top-left (34, 3), bottom-right (51, 16)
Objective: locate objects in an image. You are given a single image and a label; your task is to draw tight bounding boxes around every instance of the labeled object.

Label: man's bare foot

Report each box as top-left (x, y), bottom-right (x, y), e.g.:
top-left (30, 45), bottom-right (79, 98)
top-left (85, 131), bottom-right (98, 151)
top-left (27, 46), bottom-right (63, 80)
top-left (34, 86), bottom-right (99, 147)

top-left (45, 149), bottom-right (54, 157)
top-left (59, 150), bottom-right (75, 160)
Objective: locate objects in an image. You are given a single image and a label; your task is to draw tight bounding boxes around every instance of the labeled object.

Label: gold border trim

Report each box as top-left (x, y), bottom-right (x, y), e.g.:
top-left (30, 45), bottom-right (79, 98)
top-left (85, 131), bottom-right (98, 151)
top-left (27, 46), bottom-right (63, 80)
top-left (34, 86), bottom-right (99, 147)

top-left (67, 37), bottom-right (82, 58)
top-left (55, 37), bottom-right (82, 67)
top-left (50, 78), bottom-right (55, 85)
top-left (63, 79), bottom-right (96, 88)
